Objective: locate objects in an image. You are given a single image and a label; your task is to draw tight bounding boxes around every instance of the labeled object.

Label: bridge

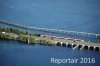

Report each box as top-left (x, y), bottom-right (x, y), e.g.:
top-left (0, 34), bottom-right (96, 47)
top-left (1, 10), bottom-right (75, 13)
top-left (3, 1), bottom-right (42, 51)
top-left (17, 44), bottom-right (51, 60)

top-left (0, 20), bottom-right (100, 51)
top-left (0, 20), bottom-right (97, 36)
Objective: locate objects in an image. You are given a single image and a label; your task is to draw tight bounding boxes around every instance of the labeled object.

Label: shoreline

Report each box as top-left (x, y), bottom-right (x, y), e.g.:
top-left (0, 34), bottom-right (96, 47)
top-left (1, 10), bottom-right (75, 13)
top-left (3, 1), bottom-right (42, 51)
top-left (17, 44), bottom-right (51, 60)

top-left (0, 28), bottom-right (100, 51)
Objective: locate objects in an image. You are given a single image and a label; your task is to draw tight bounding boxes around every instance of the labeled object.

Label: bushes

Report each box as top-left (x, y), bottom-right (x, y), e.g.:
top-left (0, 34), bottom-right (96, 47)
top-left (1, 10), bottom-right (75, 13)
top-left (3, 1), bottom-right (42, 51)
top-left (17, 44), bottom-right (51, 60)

top-left (0, 28), bottom-right (41, 37)
top-left (0, 28), bottom-right (56, 46)
top-left (0, 33), bottom-right (17, 40)
top-left (0, 34), bottom-right (9, 39)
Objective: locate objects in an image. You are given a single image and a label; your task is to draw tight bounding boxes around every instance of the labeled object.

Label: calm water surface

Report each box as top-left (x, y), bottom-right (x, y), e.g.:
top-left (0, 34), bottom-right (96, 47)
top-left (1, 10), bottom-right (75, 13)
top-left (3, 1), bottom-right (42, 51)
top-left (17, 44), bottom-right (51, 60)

top-left (0, 0), bottom-right (100, 66)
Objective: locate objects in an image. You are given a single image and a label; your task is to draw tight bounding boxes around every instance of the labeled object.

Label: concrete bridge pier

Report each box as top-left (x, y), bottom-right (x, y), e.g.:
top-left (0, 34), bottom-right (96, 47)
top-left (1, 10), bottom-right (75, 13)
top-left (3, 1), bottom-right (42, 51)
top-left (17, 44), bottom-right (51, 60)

top-left (67, 43), bottom-right (72, 48)
top-left (89, 46), bottom-right (94, 50)
top-left (73, 44), bottom-right (79, 50)
top-left (89, 46), bottom-right (100, 51)
top-left (84, 46), bottom-right (88, 50)
top-left (62, 42), bottom-right (67, 47)
top-left (59, 42), bottom-right (63, 46)
top-left (56, 42), bottom-right (61, 46)
top-left (94, 47), bottom-right (100, 51)
top-left (88, 46), bottom-right (90, 50)
top-left (64, 43), bottom-right (68, 47)
top-left (56, 42), bottom-right (68, 47)
top-left (72, 44), bottom-right (77, 48)
top-left (84, 46), bottom-right (100, 51)
top-left (94, 46), bottom-right (96, 51)
top-left (71, 43), bottom-right (74, 48)
top-left (78, 45), bottom-right (83, 49)
top-left (66, 43), bottom-right (68, 47)
top-left (80, 45), bottom-right (84, 50)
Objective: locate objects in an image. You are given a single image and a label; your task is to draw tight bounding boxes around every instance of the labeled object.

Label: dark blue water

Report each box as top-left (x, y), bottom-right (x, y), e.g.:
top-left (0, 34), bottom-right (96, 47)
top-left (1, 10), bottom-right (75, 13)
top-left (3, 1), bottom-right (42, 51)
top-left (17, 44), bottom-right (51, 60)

top-left (0, 40), bottom-right (100, 66)
top-left (0, 0), bottom-right (100, 66)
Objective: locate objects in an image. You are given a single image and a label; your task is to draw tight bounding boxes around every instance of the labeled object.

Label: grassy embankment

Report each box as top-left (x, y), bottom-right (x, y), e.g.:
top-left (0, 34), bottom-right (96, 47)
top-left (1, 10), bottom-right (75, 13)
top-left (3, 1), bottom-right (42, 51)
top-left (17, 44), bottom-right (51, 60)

top-left (0, 28), bottom-right (55, 46)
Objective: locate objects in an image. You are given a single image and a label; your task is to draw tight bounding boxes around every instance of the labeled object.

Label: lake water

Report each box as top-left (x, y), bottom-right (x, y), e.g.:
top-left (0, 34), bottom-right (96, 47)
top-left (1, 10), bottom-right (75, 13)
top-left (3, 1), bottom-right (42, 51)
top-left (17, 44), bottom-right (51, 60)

top-left (0, 0), bottom-right (100, 66)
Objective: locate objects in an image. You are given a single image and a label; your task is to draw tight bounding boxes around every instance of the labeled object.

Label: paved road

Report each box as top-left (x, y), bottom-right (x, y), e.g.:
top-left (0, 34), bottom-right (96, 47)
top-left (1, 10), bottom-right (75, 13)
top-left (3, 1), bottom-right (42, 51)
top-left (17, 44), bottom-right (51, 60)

top-left (1, 32), bottom-right (100, 47)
